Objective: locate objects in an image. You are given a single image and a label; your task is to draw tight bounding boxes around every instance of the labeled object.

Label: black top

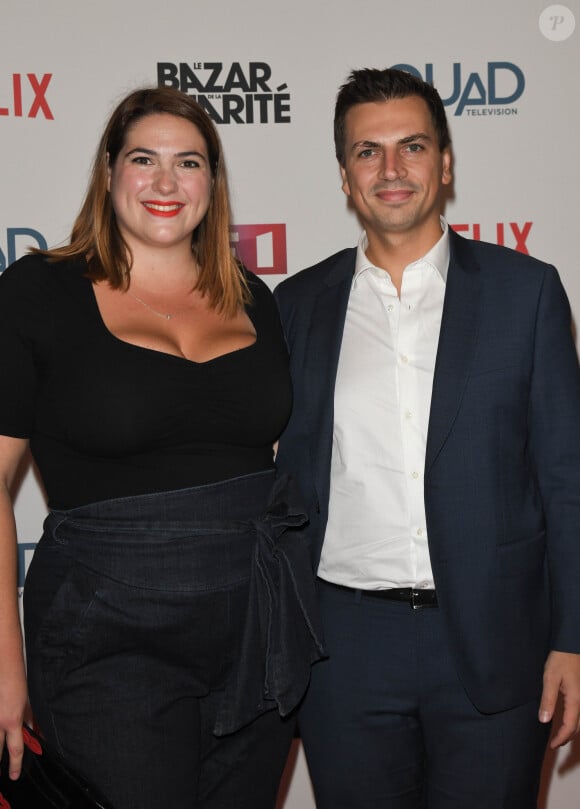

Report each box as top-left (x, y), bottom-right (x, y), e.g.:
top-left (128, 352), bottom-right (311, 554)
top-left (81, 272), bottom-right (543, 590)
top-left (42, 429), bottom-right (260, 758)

top-left (0, 254), bottom-right (292, 509)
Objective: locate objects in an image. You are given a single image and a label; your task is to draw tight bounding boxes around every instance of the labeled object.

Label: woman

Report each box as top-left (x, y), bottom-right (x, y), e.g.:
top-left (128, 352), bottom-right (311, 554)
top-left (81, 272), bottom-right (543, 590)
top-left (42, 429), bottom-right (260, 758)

top-left (0, 87), bottom-right (323, 809)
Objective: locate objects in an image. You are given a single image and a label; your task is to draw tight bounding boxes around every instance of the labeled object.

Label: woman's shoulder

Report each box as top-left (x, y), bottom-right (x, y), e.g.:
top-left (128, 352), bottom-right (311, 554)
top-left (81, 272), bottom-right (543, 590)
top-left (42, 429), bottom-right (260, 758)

top-left (1, 251), bottom-right (49, 282)
top-left (244, 267), bottom-right (282, 321)
top-left (0, 252), bottom-right (87, 294)
top-left (243, 267), bottom-right (275, 307)
top-left (0, 253), bottom-right (88, 323)
top-left (241, 268), bottom-right (287, 349)
top-left (2, 251), bottom-right (86, 279)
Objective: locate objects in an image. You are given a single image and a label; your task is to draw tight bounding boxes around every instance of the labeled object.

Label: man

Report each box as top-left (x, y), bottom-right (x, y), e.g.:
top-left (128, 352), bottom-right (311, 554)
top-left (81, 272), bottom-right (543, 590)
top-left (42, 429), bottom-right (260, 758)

top-left (274, 68), bottom-right (580, 808)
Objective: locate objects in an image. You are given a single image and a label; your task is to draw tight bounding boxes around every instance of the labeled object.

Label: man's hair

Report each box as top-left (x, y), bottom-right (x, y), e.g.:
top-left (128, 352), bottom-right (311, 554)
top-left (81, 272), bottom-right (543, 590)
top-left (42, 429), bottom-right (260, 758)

top-left (334, 68), bottom-right (451, 165)
top-left (37, 87), bottom-right (248, 316)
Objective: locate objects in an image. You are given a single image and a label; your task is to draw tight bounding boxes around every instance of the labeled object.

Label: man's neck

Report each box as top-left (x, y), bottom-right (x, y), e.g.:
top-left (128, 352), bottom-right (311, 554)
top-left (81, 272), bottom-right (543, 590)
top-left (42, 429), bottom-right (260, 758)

top-left (365, 222), bottom-right (444, 296)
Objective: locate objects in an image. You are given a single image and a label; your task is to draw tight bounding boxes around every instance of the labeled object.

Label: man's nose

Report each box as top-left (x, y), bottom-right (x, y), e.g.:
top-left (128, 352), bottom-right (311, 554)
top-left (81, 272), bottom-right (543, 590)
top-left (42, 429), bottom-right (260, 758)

top-left (380, 149), bottom-right (406, 180)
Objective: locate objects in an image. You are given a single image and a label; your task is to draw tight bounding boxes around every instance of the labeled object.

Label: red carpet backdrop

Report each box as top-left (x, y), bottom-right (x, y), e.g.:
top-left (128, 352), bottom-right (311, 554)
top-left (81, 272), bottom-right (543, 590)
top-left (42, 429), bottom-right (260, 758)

top-left (2, 1), bottom-right (579, 806)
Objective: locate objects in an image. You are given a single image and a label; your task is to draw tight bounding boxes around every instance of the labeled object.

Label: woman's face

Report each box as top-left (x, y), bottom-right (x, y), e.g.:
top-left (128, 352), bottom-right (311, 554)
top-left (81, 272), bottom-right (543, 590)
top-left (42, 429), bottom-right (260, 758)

top-left (107, 113), bottom-right (213, 256)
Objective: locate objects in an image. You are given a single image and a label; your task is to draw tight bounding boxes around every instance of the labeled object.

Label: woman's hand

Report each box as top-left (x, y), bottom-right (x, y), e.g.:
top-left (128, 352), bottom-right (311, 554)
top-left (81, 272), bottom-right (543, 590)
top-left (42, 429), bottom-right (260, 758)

top-left (0, 664), bottom-right (28, 779)
top-left (0, 435), bottom-right (32, 780)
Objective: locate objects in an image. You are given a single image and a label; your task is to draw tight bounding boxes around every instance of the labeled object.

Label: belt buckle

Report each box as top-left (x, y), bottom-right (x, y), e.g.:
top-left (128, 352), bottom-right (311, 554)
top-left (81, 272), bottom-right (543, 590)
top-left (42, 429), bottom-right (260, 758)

top-left (410, 590), bottom-right (425, 610)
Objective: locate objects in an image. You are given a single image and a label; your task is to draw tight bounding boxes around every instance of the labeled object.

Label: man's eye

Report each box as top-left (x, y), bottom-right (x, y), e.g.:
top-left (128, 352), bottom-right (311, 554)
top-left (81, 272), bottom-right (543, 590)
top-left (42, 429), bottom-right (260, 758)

top-left (358, 149), bottom-right (375, 158)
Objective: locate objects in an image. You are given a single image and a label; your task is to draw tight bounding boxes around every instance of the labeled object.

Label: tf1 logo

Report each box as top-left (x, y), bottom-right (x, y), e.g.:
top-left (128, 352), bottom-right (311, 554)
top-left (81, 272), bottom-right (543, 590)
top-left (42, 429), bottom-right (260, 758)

top-left (229, 224), bottom-right (287, 275)
top-left (0, 228), bottom-right (47, 271)
top-left (0, 74), bottom-right (54, 119)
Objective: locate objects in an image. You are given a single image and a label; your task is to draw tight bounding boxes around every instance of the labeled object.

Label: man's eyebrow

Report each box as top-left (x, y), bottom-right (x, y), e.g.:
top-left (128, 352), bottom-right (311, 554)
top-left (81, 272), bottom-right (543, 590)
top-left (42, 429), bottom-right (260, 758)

top-left (399, 133), bottom-right (432, 144)
top-left (350, 140), bottom-right (381, 151)
top-left (350, 133), bottom-right (433, 152)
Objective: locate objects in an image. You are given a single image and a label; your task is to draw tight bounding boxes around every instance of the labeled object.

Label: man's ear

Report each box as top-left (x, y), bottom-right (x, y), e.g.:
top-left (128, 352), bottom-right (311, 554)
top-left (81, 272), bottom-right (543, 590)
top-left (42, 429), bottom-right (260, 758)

top-left (441, 147), bottom-right (452, 186)
top-left (340, 164), bottom-right (351, 197)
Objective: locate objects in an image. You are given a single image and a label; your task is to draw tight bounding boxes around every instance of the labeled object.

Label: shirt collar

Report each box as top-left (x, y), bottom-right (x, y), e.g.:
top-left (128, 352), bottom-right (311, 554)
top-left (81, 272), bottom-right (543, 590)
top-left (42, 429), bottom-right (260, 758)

top-left (353, 217), bottom-right (450, 286)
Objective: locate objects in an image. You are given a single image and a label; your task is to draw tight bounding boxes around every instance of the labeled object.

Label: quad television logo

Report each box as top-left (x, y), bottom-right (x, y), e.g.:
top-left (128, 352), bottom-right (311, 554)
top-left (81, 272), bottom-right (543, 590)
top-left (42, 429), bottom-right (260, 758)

top-left (157, 61), bottom-right (291, 124)
top-left (390, 62), bottom-right (525, 116)
top-left (17, 542), bottom-right (37, 590)
top-left (230, 224), bottom-right (287, 275)
top-left (0, 228), bottom-right (48, 272)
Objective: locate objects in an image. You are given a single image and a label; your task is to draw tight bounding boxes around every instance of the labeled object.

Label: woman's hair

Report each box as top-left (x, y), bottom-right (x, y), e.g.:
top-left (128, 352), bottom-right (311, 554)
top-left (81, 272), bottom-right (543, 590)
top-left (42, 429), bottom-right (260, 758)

top-left (40, 87), bottom-right (248, 315)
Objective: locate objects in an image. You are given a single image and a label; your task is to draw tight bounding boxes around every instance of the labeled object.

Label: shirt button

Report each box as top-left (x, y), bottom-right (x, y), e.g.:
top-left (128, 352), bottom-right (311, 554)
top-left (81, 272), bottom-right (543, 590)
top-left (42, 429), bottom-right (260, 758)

top-left (401, 355), bottom-right (409, 364)
top-left (405, 410), bottom-right (412, 420)
top-left (387, 304), bottom-right (394, 312)
top-left (416, 528), bottom-right (423, 536)
top-left (411, 471), bottom-right (419, 479)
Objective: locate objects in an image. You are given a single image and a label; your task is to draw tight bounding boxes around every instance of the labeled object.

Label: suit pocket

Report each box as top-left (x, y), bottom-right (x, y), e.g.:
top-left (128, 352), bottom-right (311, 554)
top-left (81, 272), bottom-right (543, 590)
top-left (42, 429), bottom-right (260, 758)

top-left (468, 363), bottom-right (521, 379)
top-left (498, 530), bottom-right (546, 578)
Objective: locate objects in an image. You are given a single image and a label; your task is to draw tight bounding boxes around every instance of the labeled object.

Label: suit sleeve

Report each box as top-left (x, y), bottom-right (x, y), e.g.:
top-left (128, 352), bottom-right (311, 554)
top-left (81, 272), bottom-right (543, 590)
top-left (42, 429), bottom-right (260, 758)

top-left (273, 281), bottom-right (295, 347)
top-left (527, 265), bottom-right (580, 652)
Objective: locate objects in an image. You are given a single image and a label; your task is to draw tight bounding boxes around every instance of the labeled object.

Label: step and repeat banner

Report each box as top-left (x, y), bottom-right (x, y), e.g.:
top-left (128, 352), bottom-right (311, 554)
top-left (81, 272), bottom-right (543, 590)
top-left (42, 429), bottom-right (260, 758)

top-left (2, 1), bottom-right (579, 806)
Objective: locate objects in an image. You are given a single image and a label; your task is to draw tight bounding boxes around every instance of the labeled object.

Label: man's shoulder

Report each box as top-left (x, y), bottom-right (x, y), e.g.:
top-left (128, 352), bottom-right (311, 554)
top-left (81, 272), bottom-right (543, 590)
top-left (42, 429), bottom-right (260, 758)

top-left (275, 247), bottom-right (356, 302)
top-left (452, 230), bottom-right (555, 281)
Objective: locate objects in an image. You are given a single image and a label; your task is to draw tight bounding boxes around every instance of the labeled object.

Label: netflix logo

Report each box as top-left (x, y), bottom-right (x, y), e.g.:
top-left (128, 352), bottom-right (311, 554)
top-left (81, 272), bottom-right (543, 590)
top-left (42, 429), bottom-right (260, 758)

top-left (0, 73), bottom-right (54, 119)
top-left (450, 221), bottom-right (532, 254)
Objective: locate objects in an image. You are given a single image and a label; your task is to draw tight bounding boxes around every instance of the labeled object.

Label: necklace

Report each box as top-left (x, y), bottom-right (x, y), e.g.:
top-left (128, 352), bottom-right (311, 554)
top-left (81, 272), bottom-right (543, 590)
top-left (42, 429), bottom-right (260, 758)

top-left (128, 292), bottom-right (177, 320)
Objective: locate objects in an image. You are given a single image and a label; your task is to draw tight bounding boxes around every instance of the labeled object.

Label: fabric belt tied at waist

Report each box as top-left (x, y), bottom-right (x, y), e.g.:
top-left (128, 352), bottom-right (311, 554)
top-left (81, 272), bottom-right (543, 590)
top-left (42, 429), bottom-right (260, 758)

top-left (215, 473), bottom-right (327, 735)
top-left (44, 472), bottom-right (326, 738)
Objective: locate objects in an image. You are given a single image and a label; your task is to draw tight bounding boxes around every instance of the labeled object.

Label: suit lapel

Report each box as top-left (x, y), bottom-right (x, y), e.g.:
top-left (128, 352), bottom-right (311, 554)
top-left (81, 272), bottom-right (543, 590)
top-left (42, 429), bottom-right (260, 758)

top-left (425, 232), bottom-right (482, 475)
top-left (304, 251), bottom-right (354, 499)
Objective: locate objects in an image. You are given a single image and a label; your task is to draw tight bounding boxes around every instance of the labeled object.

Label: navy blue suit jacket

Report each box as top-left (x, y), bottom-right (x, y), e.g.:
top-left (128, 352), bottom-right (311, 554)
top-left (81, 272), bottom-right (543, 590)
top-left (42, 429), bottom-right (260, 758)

top-left (274, 229), bottom-right (580, 714)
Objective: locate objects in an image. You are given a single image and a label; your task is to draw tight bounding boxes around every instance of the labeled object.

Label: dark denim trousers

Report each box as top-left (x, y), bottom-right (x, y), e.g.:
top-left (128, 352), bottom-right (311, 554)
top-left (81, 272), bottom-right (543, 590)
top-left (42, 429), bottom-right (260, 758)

top-left (23, 470), bottom-right (324, 809)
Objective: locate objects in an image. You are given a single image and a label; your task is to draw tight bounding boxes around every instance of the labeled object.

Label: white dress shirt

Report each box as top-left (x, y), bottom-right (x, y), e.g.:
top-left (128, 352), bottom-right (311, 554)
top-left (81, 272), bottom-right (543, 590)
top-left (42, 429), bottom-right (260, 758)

top-left (318, 221), bottom-right (449, 590)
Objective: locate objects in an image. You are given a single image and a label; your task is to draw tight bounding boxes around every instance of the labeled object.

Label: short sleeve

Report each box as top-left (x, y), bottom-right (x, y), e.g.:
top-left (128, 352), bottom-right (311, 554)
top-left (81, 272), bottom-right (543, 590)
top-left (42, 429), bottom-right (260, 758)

top-left (0, 255), bottom-right (53, 437)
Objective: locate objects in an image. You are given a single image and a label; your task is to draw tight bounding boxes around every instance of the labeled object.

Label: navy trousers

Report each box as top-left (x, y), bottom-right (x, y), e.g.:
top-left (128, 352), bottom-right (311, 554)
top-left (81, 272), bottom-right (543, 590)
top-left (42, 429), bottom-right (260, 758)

top-left (299, 579), bottom-right (550, 809)
top-left (23, 471), bottom-right (322, 809)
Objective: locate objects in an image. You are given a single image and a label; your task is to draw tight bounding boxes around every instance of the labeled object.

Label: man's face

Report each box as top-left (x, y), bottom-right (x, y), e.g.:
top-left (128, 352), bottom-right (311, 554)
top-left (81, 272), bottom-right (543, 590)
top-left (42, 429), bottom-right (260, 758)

top-left (340, 95), bottom-right (452, 251)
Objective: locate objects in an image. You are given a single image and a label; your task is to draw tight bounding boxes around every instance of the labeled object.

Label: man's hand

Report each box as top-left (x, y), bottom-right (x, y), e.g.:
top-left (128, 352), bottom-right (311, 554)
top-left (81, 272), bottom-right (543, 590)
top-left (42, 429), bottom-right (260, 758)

top-left (539, 650), bottom-right (580, 748)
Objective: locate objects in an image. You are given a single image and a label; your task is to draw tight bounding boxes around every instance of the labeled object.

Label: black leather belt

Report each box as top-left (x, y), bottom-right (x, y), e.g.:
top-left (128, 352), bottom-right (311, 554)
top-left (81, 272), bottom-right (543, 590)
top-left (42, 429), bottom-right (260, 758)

top-left (320, 579), bottom-right (438, 609)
